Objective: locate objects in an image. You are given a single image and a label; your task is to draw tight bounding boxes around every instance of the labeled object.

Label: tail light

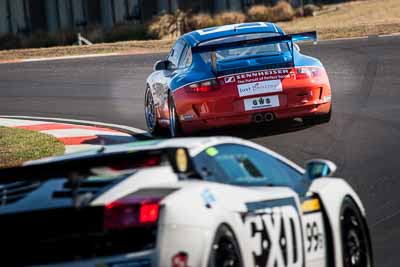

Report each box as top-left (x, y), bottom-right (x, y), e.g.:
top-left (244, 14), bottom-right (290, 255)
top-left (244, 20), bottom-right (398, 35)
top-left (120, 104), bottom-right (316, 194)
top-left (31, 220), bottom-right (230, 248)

top-left (295, 67), bottom-right (324, 80)
top-left (104, 195), bottom-right (161, 231)
top-left (185, 79), bottom-right (220, 93)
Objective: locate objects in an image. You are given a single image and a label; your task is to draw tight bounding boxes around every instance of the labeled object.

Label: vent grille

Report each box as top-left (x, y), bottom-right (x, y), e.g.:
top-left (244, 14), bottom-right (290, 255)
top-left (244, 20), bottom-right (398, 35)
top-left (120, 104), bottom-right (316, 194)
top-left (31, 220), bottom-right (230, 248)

top-left (53, 179), bottom-right (113, 198)
top-left (0, 180), bottom-right (41, 206)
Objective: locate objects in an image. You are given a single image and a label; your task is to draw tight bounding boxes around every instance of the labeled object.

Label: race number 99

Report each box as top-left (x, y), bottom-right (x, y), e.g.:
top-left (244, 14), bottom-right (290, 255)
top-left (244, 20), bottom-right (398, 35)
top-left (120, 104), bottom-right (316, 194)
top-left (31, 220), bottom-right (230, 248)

top-left (306, 221), bottom-right (323, 252)
top-left (303, 213), bottom-right (326, 261)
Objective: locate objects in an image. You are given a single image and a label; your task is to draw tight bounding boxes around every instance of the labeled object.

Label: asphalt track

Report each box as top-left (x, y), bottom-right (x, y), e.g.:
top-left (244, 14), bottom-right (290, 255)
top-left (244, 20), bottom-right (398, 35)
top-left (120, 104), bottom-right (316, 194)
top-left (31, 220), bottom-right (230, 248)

top-left (1, 35), bottom-right (400, 266)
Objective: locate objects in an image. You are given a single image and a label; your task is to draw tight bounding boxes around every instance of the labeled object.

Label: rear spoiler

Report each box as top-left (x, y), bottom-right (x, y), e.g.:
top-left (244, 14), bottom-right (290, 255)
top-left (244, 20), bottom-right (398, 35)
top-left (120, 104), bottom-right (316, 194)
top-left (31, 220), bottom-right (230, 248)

top-left (0, 147), bottom-right (196, 183)
top-left (291, 31), bottom-right (318, 43)
top-left (191, 31), bottom-right (318, 53)
top-left (192, 31), bottom-right (317, 74)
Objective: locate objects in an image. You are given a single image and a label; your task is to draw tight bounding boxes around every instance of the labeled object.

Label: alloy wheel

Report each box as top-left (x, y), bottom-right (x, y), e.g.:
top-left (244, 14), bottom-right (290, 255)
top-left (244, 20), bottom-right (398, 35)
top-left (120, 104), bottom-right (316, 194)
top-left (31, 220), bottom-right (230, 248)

top-left (144, 88), bottom-right (157, 132)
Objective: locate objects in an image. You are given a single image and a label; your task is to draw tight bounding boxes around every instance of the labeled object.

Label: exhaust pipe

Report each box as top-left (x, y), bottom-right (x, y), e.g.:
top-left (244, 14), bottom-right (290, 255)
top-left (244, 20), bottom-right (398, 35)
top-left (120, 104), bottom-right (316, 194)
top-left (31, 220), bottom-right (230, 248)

top-left (264, 112), bottom-right (275, 122)
top-left (253, 113), bottom-right (264, 123)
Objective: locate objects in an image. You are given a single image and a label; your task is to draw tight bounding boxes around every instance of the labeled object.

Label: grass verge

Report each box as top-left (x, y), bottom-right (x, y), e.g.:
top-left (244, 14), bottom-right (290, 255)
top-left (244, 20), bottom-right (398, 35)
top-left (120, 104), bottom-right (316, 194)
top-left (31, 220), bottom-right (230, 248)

top-left (0, 0), bottom-right (399, 61)
top-left (0, 126), bottom-right (64, 168)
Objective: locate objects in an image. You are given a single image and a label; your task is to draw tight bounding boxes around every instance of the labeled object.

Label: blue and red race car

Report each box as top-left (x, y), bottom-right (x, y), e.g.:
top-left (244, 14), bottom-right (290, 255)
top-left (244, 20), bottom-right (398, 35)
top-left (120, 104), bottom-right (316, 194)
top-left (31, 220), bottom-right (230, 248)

top-left (145, 22), bottom-right (332, 136)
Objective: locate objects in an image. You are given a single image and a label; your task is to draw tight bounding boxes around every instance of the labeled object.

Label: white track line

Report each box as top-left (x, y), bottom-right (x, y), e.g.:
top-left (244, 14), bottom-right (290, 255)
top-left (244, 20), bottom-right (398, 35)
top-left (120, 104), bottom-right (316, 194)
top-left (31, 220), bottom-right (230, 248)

top-left (42, 129), bottom-right (131, 138)
top-left (0, 115), bottom-right (151, 137)
top-left (378, 32), bottom-right (400, 38)
top-left (22, 53), bottom-right (121, 62)
top-left (0, 118), bottom-right (48, 127)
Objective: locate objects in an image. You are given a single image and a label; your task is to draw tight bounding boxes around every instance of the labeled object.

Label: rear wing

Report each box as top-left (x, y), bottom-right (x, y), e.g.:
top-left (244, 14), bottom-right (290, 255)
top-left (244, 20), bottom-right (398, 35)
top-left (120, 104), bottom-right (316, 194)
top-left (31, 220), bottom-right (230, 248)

top-left (0, 147), bottom-right (196, 183)
top-left (192, 31), bottom-right (317, 73)
top-left (191, 31), bottom-right (318, 53)
top-left (290, 31), bottom-right (318, 43)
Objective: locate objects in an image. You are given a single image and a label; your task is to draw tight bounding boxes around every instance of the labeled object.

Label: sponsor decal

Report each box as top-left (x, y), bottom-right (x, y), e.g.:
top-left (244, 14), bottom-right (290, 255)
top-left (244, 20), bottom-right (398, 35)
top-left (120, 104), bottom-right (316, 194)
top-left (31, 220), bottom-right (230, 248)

top-left (176, 148), bottom-right (188, 173)
top-left (196, 22), bottom-right (271, 36)
top-left (205, 147), bottom-right (219, 157)
top-left (303, 212), bottom-right (326, 261)
top-left (242, 198), bottom-right (303, 267)
top-left (244, 95), bottom-right (280, 111)
top-left (235, 69), bottom-right (290, 85)
top-left (201, 188), bottom-right (216, 208)
top-left (238, 79), bottom-right (282, 97)
top-left (224, 76), bottom-right (236, 84)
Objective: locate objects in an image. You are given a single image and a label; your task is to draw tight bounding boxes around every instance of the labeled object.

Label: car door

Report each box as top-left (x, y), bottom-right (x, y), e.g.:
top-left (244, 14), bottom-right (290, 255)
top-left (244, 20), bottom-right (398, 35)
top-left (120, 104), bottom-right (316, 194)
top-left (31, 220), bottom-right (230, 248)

top-left (220, 144), bottom-right (327, 267)
top-left (151, 39), bottom-right (188, 122)
top-left (193, 143), bottom-right (307, 267)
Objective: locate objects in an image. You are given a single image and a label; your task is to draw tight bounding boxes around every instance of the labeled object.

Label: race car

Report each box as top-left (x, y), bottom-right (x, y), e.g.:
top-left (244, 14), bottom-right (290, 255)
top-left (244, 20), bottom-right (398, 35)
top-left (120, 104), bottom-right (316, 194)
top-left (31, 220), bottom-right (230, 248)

top-left (144, 22), bottom-right (332, 136)
top-left (0, 137), bottom-right (371, 267)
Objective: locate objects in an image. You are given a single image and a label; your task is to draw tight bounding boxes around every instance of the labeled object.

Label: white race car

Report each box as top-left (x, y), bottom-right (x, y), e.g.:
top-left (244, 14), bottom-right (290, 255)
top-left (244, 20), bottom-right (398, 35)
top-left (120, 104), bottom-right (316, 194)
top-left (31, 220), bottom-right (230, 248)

top-left (0, 137), bottom-right (372, 267)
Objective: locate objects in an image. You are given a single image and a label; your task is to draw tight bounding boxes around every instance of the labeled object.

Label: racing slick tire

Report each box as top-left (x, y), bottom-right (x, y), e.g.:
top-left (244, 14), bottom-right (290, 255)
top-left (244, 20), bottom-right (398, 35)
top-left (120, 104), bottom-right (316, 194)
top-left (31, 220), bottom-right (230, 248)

top-left (208, 225), bottom-right (243, 267)
top-left (340, 197), bottom-right (373, 267)
top-left (303, 106), bottom-right (332, 125)
top-left (144, 86), bottom-right (164, 136)
top-left (168, 92), bottom-right (182, 137)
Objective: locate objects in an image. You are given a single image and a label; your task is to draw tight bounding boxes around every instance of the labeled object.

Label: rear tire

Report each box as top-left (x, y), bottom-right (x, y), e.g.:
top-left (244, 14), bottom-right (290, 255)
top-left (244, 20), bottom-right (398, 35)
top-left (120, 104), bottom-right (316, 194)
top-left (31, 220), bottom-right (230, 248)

top-left (144, 87), bottom-right (164, 136)
top-left (168, 92), bottom-right (182, 137)
top-left (341, 197), bottom-right (373, 267)
top-left (208, 225), bottom-right (243, 267)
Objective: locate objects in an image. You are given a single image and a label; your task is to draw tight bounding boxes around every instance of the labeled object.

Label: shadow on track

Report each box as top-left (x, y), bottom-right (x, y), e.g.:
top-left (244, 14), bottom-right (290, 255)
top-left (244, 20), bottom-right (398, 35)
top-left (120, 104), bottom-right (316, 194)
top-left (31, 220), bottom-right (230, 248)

top-left (191, 119), bottom-right (314, 139)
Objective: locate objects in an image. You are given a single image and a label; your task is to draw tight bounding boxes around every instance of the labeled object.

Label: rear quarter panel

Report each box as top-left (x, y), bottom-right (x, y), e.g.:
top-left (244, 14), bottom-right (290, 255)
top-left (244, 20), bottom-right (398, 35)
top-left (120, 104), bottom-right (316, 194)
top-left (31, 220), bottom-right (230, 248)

top-left (158, 182), bottom-right (304, 267)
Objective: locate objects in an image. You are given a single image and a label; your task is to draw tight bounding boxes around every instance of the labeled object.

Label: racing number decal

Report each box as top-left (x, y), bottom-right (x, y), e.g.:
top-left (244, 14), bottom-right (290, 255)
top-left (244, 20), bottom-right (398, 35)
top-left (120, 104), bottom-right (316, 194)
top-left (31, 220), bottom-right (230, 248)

top-left (303, 212), bottom-right (326, 261)
top-left (305, 221), bottom-right (323, 253)
top-left (243, 199), bottom-right (303, 267)
top-left (196, 22), bottom-right (271, 36)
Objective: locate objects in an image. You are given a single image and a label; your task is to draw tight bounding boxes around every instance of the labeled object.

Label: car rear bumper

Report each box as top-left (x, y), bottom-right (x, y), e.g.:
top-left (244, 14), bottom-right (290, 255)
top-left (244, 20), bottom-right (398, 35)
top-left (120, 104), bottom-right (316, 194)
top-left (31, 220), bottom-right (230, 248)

top-left (179, 101), bottom-right (331, 134)
top-left (33, 249), bottom-right (154, 267)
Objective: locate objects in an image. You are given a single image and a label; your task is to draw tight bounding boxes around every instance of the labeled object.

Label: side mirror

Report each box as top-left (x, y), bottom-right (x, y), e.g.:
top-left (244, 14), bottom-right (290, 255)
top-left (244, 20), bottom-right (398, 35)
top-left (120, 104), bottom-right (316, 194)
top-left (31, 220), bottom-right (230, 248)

top-left (153, 60), bottom-right (170, 71)
top-left (305, 159), bottom-right (337, 180)
top-left (293, 43), bottom-right (300, 52)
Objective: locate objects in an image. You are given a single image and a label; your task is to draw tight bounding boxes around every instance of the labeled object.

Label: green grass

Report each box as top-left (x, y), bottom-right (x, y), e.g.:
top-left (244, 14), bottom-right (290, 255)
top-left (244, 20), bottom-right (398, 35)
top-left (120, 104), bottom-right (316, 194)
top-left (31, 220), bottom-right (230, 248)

top-left (0, 126), bottom-right (64, 168)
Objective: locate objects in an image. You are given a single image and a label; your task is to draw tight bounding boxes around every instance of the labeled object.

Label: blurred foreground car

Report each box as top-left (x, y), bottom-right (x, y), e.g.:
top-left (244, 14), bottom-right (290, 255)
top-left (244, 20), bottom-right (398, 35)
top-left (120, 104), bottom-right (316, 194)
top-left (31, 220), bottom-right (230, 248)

top-left (0, 137), bottom-right (371, 267)
top-left (145, 22), bottom-right (332, 136)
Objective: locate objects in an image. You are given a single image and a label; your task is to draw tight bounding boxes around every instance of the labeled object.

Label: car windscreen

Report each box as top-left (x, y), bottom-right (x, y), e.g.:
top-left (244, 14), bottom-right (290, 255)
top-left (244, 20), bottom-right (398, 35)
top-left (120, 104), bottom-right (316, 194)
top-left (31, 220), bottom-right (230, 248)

top-left (194, 144), bottom-right (308, 195)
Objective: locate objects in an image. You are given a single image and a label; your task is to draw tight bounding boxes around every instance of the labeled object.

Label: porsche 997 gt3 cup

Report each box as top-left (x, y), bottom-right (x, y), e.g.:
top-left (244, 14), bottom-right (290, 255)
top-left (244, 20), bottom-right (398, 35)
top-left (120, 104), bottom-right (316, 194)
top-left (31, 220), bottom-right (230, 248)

top-left (145, 22), bottom-right (332, 136)
top-left (0, 137), bottom-right (371, 267)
